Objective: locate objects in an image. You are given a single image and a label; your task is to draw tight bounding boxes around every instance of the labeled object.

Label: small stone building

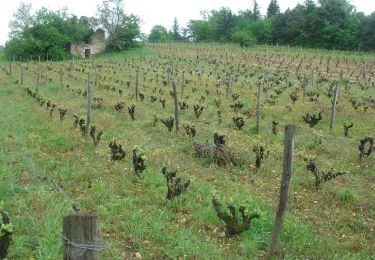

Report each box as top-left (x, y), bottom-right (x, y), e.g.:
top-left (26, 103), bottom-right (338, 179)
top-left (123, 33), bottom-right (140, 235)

top-left (70, 30), bottom-right (106, 58)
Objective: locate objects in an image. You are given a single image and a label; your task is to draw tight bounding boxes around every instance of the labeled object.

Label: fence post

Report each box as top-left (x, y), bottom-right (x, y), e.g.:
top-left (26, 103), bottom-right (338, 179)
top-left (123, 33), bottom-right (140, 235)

top-left (20, 65), bottom-right (24, 85)
top-left (265, 73), bottom-right (270, 100)
top-left (269, 125), bottom-right (296, 258)
top-left (200, 65), bottom-right (203, 83)
top-left (9, 63), bottom-right (12, 76)
top-left (172, 81), bottom-right (179, 131)
top-left (85, 74), bottom-right (92, 140)
top-left (256, 82), bottom-right (262, 134)
top-left (329, 83), bottom-right (340, 131)
top-left (181, 72), bottom-right (185, 96)
top-left (63, 213), bottom-right (100, 260)
top-left (135, 69), bottom-right (139, 101)
top-left (36, 73), bottom-right (40, 95)
top-left (60, 67), bottom-right (63, 88)
top-left (226, 73), bottom-right (233, 98)
top-left (167, 67), bottom-right (171, 87)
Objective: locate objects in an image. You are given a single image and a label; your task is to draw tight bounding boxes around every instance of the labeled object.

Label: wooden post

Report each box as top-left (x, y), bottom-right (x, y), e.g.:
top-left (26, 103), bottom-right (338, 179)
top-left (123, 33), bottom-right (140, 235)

top-left (167, 67), bottom-right (171, 87)
top-left (226, 73), bottom-right (233, 98)
top-left (329, 83), bottom-right (340, 131)
top-left (172, 81), bottom-right (179, 131)
top-left (256, 82), bottom-right (262, 134)
top-left (200, 65), bottom-right (203, 83)
top-left (63, 214), bottom-right (100, 260)
top-left (135, 70), bottom-right (139, 101)
top-left (269, 125), bottom-right (296, 258)
top-left (86, 74), bottom-right (92, 139)
top-left (9, 63), bottom-right (12, 76)
top-left (46, 52), bottom-right (49, 62)
top-left (93, 60), bottom-right (97, 87)
top-left (265, 73), bottom-right (269, 100)
top-left (181, 72), bottom-right (185, 96)
top-left (20, 65), bottom-right (24, 84)
top-left (36, 73), bottom-right (40, 95)
top-left (303, 74), bottom-right (307, 97)
top-left (69, 62), bottom-right (73, 78)
top-left (60, 67), bottom-right (63, 88)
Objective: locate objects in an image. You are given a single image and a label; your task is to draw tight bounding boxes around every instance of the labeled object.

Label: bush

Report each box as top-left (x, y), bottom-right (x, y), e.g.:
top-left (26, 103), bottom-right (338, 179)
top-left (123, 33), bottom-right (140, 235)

top-left (340, 188), bottom-right (357, 202)
top-left (231, 30), bottom-right (256, 47)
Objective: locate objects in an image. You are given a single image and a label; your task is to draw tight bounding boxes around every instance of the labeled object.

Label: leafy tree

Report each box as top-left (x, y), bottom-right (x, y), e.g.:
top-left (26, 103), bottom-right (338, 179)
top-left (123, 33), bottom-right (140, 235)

top-left (97, 0), bottom-right (140, 51)
top-left (8, 2), bottom-right (33, 38)
top-left (252, 0), bottom-right (261, 21)
top-left (5, 4), bottom-right (95, 60)
top-left (171, 17), bottom-right (182, 41)
top-left (211, 7), bottom-right (237, 42)
top-left (267, 0), bottom-right (280, 18)
top-left (148, 25), bottom-right (171, 42)
top-left (187, 19), bottom-right (213, 42)
top-left (360, 12), bottom-right (375, 50)
top-left (272, 5), bottom-right (306, 45)
top-left (231, 30), bottom-right (256, 46)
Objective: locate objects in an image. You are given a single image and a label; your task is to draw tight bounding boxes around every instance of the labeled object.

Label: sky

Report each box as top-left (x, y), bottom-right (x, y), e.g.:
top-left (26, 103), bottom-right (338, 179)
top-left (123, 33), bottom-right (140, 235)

top-left (0, 0), bottom-right (374, 45)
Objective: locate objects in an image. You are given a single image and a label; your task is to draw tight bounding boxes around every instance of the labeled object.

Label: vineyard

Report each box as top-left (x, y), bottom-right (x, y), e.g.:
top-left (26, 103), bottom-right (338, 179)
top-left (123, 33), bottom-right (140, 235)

top-left (0, 44), bottom-right (374, 258)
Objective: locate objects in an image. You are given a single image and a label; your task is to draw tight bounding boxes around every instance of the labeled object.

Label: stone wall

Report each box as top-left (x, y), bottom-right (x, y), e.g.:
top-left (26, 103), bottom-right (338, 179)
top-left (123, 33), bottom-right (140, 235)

top-left (70, 30), bottom-right (106, 57)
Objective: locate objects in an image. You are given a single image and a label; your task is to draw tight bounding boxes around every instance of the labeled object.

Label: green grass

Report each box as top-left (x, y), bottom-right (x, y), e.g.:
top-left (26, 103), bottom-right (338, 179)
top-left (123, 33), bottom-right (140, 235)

top-left (94, 45), bottom-right (158, 60)
top-left (0, 43), bottom-right (374, 258)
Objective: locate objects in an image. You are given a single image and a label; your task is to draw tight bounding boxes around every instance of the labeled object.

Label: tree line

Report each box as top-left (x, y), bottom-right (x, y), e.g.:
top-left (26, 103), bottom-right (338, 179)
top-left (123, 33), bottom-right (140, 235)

top-left (148, 0), bottom-right (375, 51)
top-left (4, 0), bottom-right (141, 60)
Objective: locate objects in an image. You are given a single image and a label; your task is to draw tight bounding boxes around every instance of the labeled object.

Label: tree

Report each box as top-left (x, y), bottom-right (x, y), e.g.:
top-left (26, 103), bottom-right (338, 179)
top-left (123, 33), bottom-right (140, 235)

top-left (186, 19), bottom-right (214, 42)
top-left (211, 7), bottom-right (237, 42)
top-left (360, 12), bottom-right (375, 50)
top-left (97, 0), bottom-right (140, 51)
top-left (231, 30), bottom-right (256, 47)
top-left (148, 25), bottom-right (170, 42)
top-left (252, 0), bottom-right (261, 21)
top-left (8, 2), bottom-right (33, 38)
top-left (267, 0), bottom-right (280, 18)
top-left (171, 17), bottom-right (182, 41)
top-left (5, 5), bottom-right (95, 60)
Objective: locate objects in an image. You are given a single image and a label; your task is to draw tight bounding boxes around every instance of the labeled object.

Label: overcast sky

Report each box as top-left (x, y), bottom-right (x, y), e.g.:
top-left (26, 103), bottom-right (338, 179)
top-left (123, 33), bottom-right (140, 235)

top-left (0, 0), bottom-right (374, 45)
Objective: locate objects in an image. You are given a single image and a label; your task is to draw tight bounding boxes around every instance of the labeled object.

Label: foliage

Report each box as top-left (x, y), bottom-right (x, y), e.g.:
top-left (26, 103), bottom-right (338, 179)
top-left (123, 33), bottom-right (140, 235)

top-left (267, 0), bottom-right (280, 18)
top-left (148, 25), bottom-right (171, 43)
top-left (5, 3), bottom-right (94, 60)
top-left (180, 0), bottom-right (375, 51)
top-left (97, 0), bottom-right (140, 51)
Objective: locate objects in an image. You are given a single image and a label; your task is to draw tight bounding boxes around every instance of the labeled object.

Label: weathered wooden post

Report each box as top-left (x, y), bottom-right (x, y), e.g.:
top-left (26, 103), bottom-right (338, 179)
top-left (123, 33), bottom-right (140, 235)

top-left (60, 67), bottom-right (63, 88)
top-left (135, 69), bottom-right (139, 101)
top-left (9, 63), bottom-right (12, 76)
top-left (329, 83), bottom-right (340, 131)
top-left (20, 65), bottom-right (24, 85)
top-left (181, 72), bottom-right (185, 96)
top-left (200, 65), bottom-right (203, 83)
top-left (226, 73), bottom-right (233, 98)
top-left (265, 73), bottom-right (270, 100)
top-left (69, 62), bottom-right (73, 78)
top-left (303, 74), bottom-right (308, 97)
top-left (172, 81), bottom-right (179, 131)
top-left (63, 214), bottom-right (100, 260)
top-left (269, 125), bottom-right (296, 258)
top-left (167, 66), bottom-right (171, 87)
top-left (85, 74), bottom-right (92, 140)
top-left (36, 73), bottom-right (40, 95)
top-left (256, 82), bottom-right (262, 134)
